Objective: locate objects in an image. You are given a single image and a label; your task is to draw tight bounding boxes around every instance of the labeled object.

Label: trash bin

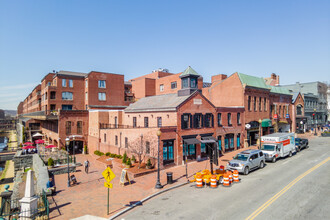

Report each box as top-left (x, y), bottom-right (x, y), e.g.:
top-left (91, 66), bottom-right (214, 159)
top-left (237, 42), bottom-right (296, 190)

top-left (167, 172), bottom-right (173, 184)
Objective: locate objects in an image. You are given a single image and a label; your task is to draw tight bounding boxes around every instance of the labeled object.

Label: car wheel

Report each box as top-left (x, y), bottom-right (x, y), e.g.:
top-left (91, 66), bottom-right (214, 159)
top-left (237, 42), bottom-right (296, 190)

top-left (244, 166), bottom-right (249, 175)
top-left (260, 161), bottom-right (265, 169)
top-left (272, 156), bottom-right (276, 163)
top-left (289, 151), bottom-right (292, 157)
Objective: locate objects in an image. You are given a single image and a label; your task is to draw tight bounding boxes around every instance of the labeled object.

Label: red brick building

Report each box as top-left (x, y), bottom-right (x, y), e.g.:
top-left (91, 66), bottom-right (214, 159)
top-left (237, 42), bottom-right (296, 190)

top-left (88, 67), bottom-right (244, 168)
top-left (18, 70), bottom-right (132, 151)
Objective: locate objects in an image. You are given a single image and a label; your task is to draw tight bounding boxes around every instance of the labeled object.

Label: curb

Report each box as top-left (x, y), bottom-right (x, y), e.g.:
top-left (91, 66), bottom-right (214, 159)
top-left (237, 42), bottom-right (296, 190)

top-left (109, 181), bottom-right (191, 220)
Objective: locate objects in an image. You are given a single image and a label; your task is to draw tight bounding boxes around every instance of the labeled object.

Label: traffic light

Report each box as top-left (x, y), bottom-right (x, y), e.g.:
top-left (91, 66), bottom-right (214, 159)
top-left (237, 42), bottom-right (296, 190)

top-left (312, 113), bottom-right (315, 119)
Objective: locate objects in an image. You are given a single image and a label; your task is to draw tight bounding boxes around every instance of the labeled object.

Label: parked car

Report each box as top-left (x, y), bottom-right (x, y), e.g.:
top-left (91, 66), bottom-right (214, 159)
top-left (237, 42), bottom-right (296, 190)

top-left (295, 138), bottom-right (309, 152)
top-left (226, 149), bottom-right (265, 175)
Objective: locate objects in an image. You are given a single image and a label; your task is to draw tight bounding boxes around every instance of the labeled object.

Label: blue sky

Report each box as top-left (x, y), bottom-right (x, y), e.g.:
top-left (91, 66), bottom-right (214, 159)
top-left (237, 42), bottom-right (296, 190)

top-left (0, 0), bottom-right (329, 110)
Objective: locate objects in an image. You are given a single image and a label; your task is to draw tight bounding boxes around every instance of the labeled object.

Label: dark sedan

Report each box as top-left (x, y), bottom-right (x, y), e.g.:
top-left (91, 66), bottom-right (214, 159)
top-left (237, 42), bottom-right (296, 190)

top-left (295, 138), bottom-right (309, 152)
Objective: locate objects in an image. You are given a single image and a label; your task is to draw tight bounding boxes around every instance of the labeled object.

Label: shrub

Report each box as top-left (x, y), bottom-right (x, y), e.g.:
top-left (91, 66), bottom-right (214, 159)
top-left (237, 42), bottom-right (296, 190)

top-left (122, 152), bottom-right (127, 164)
top-left (19, 143), bottom-right (23, 148)
top-left (48, 158), bottom-right (54, 167)
top-left (105, 152), bottom-right (111, 157)
top-left (131, 155), bottom-right (136, 162)
top-left (84, 145), bottom-right (88, 154)
top-left (146, 159), bottom-right (152, 167)
top-left (94, 150), bottom-right (104, 156)
top-left (126, 158), bottom-right (132, 166)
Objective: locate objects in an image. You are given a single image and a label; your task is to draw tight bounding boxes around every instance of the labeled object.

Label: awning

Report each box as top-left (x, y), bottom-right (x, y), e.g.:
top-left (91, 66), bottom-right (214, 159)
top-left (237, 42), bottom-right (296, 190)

top-left (261, 119), bottom-right (272, 127)
top-left (32, 132), bottom-right (43, 137)
top-left (183, 138), bottom-right (201, 145)
top-left (200, 139), bottom-right (216, 144)
top-left (201, 136), bottom-right (216, 143)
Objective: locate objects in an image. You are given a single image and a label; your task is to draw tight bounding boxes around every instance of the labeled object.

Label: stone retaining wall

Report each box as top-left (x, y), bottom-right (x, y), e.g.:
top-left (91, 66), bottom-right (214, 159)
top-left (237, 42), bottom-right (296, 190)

top-left (12, 151), bottom-right (33, 175)
top-left (32, 154), bottom-right (49, 194)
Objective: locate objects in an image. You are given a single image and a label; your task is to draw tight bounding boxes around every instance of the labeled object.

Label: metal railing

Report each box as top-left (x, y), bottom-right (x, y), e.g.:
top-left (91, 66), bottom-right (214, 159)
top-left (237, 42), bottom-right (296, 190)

top-left (0, 190), bottom-right (49, 219)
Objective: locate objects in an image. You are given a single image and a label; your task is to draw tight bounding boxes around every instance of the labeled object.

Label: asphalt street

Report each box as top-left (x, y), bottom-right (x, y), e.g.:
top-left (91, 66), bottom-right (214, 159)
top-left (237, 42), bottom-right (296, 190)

top-left (122, 137), bottom-right (330, 220)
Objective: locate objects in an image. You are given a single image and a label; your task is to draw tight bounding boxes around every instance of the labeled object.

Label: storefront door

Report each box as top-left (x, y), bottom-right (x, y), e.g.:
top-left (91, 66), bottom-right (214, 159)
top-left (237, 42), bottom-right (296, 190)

top-left (163, 140), bottom-right (174, 165)
top-left (183, 144), bottom-right (196, 160)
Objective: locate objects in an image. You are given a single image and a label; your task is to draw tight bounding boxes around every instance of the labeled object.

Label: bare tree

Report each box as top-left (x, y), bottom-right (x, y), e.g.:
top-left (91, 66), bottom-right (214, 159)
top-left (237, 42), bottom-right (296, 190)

top-left (129, 131), bottom-right (158, 169)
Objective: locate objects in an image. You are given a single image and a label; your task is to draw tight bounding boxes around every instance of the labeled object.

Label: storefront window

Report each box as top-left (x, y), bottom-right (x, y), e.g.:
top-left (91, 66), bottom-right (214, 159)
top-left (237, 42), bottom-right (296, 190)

top-left (201, 143), bottom-right (206, 153)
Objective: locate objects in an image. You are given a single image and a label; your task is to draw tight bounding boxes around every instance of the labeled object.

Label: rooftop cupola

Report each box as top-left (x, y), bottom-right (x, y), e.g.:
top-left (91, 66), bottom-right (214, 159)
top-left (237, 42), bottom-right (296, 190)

top-left (178, 66), bottom-right (201, 96)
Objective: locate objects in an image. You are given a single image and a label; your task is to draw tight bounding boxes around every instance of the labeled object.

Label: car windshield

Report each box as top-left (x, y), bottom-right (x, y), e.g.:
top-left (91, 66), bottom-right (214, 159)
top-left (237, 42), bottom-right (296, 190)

top-left (233, 154), bottom-right (248, 161)
top-left (261, 144), bottom-right (275, 151)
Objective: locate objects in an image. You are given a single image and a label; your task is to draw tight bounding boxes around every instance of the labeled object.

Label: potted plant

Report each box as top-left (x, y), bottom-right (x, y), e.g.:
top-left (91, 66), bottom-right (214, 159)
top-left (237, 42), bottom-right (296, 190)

top-left (131, 155), bottom-right (136, 163)
top-left (126, 158), bottom-right (132, 168)
top-left (83, 145), bottom-right (88, 154)
top-left (48, 158), bottom-right (54, 168)
top-left (122, 152), bottom-right (127, 166)
top-left (146, 159), bottom-right (152, 169)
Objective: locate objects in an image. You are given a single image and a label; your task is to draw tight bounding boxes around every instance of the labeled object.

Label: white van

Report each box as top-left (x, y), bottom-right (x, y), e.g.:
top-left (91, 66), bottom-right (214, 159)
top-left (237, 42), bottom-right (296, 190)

top-left (261, 133), bottom-right (296, 163)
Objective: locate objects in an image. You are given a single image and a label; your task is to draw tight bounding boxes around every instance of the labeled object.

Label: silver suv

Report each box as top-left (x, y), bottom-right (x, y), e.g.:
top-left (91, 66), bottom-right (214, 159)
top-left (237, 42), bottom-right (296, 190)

top-left (226, 149), bottom-right (266, 175)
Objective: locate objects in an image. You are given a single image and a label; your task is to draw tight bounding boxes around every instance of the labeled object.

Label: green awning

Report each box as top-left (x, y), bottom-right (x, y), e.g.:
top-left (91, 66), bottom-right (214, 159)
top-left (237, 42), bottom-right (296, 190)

top-left (261, 119), bottom-right (272, 127)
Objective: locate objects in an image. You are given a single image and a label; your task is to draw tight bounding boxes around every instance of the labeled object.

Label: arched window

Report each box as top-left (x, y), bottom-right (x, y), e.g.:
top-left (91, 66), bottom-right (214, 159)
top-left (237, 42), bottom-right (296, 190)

top-left (297, 105), bottom-right (302, 115)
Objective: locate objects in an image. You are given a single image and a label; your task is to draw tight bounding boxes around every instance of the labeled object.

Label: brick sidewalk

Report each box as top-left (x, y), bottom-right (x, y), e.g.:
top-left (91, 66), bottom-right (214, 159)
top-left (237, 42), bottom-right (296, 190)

top-left (49, 146), bottom-right (257, 219)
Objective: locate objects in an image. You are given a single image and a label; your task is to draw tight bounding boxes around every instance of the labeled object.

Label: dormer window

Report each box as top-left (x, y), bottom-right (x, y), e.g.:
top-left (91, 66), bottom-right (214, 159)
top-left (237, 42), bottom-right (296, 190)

top-left (182, 78), bottom-right (188, 88)
top-left (190, 78), bottom-right (197, 88)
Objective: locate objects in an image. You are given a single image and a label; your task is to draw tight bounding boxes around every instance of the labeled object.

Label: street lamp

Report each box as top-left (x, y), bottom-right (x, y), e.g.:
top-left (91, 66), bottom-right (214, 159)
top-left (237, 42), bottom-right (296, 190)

top-left (72, 135), bottom-right (76, 164)
top-left (155, 129), bottom-right (163, 189)
top-left (314, 109), bottom-right (317, 136)
top-left (258, 119), bottom-right (262, 149)
top-left (65, 137), bottom-right (70, 187)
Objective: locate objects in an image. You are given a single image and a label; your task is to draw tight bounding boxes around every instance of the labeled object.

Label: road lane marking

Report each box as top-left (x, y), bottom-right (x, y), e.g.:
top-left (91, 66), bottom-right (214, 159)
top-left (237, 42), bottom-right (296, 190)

top-left (246, 157), bottom-right (330, 220)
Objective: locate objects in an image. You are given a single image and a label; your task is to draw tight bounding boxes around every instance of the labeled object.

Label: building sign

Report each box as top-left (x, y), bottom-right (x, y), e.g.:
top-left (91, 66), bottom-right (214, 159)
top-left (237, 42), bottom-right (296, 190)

top-left (193, 99), bottom-right (202, 105)
top-left (273, 114), bottom-right (278, 119)
top-left (286, 114), bottom-right (290, 119)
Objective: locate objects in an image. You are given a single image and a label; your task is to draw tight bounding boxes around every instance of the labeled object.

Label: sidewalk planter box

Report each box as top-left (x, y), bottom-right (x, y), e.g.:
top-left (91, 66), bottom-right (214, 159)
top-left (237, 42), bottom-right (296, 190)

top-left (321, 133), bottom-right (330, 137)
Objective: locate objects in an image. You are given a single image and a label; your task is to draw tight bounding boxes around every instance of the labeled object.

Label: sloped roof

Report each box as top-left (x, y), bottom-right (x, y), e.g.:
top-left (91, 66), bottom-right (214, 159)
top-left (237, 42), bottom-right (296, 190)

top-left (125, 93), bottom-right (191, 112)
top-left (180, 66), bottom-right (200, 78)
top-left (269, 86), bottom-right (291, 95)
top-left (291, 92), bottom-right (299, 103)
top-left (237, 73), bottom-right (269, 90)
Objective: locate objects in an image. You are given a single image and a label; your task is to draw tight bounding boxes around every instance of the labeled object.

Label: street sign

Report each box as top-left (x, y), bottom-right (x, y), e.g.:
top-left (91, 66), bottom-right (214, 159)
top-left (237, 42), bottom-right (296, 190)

top-left (102, 167), bottom-right (116, 183)
top-left (286, 114), bottom-right (290, 119)
top-left (119, 168), bottom-right (131, 186)
top-left (104, 182), bottom-right (113, 188)
top-left (273, 114), bottom-right (278, 119)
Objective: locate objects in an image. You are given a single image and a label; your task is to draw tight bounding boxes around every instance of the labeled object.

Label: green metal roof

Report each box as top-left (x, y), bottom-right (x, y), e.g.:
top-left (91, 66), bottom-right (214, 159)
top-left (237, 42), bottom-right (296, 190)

top-left (180, 66), bottom-right (200, 77)
top-left (268, 86), bottom-right (292, 95)
top-left (237, 73), bottom-right (269, 90)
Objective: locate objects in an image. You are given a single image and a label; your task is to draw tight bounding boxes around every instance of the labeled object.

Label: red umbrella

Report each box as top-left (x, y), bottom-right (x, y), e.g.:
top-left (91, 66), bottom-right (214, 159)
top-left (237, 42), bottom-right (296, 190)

top-left (22, 145), bottom-right (36, 149)
top-left (45, 145), bottom-right (56, 149)
top-left (23, 142), bottom-right (33, 146)
top-left (35, 140), bottom-right (44, 144)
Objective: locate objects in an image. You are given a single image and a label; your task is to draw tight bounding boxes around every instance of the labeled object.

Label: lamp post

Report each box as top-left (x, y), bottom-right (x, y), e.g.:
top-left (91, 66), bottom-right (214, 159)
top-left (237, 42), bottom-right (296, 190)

top-left (314, 109), bottom-right (317, 136)
top-left (65, 137), bottom-right (70, 187)
top-left (155, 129), bottom-right (163, 189)
top-left (72, 135), bottom-right (76, 164)
top-left (258, 119), bottom-right (262, 149)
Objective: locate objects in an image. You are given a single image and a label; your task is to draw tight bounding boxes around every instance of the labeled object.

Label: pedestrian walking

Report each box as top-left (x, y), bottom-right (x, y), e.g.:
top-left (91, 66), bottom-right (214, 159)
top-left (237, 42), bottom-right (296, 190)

top-left (84, 159), bottom-right (90, 174)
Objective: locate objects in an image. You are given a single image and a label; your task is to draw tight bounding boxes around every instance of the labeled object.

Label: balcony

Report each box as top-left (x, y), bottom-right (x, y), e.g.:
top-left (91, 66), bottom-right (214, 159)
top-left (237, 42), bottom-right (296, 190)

top-left (21, 110), bottom-right (59, 120)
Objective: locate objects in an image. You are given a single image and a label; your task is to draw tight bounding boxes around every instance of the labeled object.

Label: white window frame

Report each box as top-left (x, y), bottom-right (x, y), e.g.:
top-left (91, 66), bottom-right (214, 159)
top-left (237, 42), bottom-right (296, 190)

top-left (98, 80), bottom-right (106, 88)
top-left (69, 79), bottom-right (73, 88)
top-left (62, 79), bottom-right (67, 87)
top-left (160, 84), bottom-right (164, 92)
top-left (98, 92), bottom-right (106, 101)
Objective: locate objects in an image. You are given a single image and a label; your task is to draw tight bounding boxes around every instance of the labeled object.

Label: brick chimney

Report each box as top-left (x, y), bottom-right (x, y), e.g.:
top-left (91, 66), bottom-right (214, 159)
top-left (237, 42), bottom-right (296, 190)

top-left (211, 74), bottom-right (227, 83)
top-left (271, 73), bottom-right (280, 86)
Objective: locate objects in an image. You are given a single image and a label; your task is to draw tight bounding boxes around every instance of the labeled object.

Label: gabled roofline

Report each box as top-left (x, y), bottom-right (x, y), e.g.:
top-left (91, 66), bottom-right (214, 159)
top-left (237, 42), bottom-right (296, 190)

top-left (176, 90), bottom-right (216, 110)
